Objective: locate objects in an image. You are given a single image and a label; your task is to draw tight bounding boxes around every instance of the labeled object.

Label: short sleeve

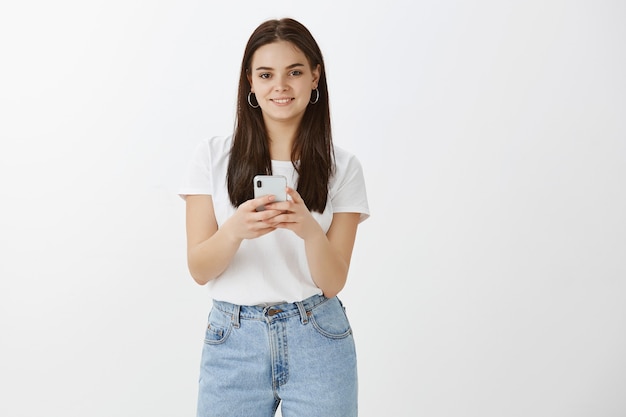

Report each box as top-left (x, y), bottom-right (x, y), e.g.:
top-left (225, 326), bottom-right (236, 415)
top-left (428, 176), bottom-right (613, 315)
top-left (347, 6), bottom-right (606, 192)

top-left (178, 139), bottom-right (214, 199)
top-left (330, 149), bottom-right (370, 223)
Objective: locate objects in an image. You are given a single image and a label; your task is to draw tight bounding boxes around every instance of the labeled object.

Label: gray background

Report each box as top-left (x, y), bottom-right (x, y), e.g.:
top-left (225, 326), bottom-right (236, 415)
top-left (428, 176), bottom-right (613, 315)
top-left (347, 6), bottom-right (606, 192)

top-left (1, 1), bottom-right (625, 416)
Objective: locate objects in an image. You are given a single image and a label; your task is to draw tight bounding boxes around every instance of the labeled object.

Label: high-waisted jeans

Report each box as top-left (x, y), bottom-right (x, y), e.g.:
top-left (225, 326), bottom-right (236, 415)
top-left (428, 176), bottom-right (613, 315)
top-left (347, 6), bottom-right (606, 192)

top-left (196, 294), bottom-right (358, 417)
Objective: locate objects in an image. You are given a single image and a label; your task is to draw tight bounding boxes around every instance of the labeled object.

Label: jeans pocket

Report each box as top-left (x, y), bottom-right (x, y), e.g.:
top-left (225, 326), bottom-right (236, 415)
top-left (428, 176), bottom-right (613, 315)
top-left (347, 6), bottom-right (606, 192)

top-left (309, 298), bottom-right (353, 340)
top-left (204, 307), bottom-right (233, 345)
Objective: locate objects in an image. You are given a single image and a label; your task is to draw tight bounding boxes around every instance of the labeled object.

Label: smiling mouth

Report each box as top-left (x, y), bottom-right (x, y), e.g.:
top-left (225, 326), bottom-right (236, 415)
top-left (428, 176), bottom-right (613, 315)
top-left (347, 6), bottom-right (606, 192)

top-left (271, 98), bottom-right (294, 104)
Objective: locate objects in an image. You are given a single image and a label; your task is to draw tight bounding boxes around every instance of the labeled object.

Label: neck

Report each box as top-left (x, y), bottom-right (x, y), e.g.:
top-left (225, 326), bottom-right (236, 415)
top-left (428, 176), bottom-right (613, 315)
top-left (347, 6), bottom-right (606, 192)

top-left (265, 120), bottom-right (299, 161)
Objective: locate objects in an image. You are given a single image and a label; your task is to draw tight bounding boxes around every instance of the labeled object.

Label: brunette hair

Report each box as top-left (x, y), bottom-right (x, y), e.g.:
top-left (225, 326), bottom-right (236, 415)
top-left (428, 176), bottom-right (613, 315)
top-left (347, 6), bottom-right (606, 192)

top-left (226, 18), bottom-right (333, 213)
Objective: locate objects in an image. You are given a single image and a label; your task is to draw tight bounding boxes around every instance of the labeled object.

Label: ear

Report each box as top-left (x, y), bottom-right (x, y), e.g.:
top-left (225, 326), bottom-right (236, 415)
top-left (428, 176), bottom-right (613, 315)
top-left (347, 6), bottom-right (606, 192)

top-left (246, 71), bottom-right (254, 93)
top-left (312, 64), bottom-right (321, 88)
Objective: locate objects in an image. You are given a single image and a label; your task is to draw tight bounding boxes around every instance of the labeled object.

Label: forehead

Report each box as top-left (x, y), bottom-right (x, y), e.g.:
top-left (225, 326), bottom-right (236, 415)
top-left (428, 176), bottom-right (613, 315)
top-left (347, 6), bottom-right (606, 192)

top-left (251, 41), bottom-right (309, 68)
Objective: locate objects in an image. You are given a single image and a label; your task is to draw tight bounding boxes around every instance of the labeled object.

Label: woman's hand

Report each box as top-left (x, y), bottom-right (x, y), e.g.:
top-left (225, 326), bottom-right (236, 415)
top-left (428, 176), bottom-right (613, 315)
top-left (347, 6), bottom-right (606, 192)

top-left (185, 193), bottom-right (285, 285)
top-left (220, 194), bottom-right (284, 242)
top-left (263, 187), bottom-right (324, 241)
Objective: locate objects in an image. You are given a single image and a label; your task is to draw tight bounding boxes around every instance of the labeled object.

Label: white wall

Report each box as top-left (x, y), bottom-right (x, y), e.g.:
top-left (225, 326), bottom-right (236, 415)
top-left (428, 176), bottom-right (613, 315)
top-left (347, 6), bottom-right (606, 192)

top-left (1, 1), bottom-right (625, 416)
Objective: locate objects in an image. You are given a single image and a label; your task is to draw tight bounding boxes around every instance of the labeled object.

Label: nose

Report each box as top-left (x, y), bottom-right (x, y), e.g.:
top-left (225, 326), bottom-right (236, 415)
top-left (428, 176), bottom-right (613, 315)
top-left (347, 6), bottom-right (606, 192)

top-left (273, 74), bottom-right (288, 92)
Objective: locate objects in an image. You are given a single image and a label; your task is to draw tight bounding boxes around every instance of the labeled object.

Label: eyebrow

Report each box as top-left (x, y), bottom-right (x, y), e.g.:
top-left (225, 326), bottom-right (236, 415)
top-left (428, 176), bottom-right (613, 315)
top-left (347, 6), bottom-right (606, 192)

top-left (254, 63), bottom-right (305, 71)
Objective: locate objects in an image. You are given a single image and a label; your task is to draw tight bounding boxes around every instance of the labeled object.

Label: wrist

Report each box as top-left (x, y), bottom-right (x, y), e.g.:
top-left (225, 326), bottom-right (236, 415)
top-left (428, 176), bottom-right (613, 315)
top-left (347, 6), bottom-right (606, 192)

top-left (217, 224), bottom-right (244, 246)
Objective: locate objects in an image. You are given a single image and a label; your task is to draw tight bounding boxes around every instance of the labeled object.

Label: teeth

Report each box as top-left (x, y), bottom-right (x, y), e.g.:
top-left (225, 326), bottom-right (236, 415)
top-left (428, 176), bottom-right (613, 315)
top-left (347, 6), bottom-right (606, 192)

top-left (273, 99), bottom-right (291, 104)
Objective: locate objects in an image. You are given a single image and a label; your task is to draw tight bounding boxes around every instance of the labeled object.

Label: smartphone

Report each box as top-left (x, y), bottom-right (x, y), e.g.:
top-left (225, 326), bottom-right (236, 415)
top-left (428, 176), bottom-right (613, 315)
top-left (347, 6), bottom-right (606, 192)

top-left (253, 175), bottom-right (287, 211)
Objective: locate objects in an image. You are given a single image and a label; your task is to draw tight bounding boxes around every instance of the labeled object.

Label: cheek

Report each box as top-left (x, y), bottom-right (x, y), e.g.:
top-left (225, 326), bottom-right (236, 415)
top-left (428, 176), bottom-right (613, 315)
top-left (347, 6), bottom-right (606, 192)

top-left (253, 84), bottom-right (272, 96)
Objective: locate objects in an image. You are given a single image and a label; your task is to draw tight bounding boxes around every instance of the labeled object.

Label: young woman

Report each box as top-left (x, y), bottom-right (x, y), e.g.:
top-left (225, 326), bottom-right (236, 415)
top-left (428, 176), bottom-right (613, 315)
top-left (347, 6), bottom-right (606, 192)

top-left (179, 17), bottom-right (369, 417)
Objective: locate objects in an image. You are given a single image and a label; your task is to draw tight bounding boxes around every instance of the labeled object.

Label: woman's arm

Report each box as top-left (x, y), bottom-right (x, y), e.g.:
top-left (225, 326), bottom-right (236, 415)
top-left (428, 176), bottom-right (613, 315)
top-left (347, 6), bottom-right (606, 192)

top-left (266, 188), bottom-right (361, 298)
top-left (304, 212), bottom-right (360, 298)
top-left (185, 194), bottom-right (281, 285)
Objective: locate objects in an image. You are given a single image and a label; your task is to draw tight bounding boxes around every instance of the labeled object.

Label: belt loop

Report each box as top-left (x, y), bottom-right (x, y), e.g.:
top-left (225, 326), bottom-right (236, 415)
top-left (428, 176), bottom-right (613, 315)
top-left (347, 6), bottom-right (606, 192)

top-left (232, 304), bottom-right (241, 328)
top-left (296, 301), bottom-right (308, 325)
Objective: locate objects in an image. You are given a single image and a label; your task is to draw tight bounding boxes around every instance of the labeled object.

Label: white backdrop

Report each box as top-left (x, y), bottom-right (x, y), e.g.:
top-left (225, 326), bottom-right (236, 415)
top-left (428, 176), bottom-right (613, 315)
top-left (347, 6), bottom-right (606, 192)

top-left (1, 1), bottom-right (625, 416)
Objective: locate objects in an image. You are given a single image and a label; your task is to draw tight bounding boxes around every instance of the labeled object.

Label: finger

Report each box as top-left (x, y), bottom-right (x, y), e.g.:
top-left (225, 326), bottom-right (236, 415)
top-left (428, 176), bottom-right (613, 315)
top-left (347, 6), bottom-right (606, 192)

top-left (250, 223), bottom-right (277, 238)
top-left (257, 209), bottom-right (283, 221)
top-left (249, 194), bottom-right (276, 212)
top-left (285, 187), bottom-right (303, 204)
top-left (263, 201), bottom-right (291, 212)
top-left (265, 212), bottom-right (288, 223)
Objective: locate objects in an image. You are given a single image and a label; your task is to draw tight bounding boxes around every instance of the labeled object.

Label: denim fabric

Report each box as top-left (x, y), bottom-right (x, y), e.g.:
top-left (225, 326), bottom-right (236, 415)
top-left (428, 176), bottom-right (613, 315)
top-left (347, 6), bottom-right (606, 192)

top-left (196, 294), bottom-right (358, 417)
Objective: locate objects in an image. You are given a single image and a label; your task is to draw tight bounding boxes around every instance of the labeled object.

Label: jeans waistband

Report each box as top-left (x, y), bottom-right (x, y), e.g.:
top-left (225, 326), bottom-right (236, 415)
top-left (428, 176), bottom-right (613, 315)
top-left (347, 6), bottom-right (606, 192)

top-left (212, 293), bottom-right (329, 327)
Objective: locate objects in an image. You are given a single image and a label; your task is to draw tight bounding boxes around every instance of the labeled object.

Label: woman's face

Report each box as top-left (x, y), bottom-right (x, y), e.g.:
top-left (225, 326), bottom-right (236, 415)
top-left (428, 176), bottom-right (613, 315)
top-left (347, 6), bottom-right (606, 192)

top-left (248, 41), bottom-right (320, 127)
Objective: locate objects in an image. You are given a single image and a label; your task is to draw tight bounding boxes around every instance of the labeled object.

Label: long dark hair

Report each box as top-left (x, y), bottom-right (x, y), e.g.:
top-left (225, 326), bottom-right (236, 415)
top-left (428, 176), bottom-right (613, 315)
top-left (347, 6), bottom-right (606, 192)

top-left (227, 18), bottom-right (333, 213)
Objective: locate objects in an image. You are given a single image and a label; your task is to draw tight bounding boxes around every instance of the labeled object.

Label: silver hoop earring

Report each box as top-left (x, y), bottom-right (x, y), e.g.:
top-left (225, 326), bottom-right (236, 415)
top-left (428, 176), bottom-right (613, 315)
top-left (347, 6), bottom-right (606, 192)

top-left (247, 92), bottom-right (259, 108)
top-left (309, 88), bottom-right (319, 104)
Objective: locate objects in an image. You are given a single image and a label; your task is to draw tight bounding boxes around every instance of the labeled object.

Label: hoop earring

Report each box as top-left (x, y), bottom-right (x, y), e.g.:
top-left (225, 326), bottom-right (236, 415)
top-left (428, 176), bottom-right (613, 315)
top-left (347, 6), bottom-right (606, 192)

top-left (247, 92), bottom-right (259, 109)
top-left (309, 88), bottom-right (319, 104)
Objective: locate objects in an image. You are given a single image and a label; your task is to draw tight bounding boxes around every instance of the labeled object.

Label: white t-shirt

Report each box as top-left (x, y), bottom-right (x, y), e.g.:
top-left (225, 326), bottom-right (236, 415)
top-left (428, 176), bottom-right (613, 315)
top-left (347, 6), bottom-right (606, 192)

top-left (179, 135), bottom-right (369, 305)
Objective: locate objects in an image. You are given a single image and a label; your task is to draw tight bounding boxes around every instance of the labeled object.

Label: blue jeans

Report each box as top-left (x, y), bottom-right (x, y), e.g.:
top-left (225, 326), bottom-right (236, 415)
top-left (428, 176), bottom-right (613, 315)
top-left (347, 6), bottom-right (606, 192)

top-left (197, 294), bottom-right (358, 417)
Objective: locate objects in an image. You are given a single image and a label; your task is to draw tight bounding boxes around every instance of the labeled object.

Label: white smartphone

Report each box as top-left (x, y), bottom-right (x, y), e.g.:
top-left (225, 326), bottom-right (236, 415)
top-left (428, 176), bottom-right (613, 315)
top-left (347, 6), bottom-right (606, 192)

top-left (253, 175), bottom-right (287, 211)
